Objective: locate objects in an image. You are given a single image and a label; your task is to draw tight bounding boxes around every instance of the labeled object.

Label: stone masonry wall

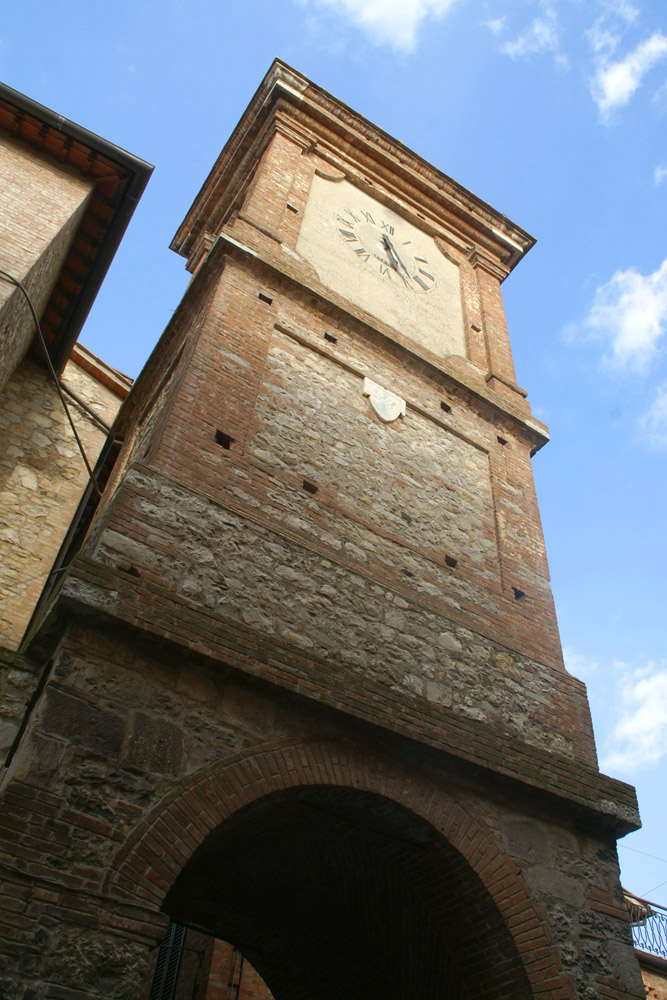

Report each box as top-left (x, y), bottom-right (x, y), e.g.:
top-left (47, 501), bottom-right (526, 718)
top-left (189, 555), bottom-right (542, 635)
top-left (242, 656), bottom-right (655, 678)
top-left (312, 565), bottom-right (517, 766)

top-left (77, 252), bottom-right (598, 770)
top-left (0, 348), bottom-right (129, 757)
top-left (158, 256), bottom-right (559, 659)
top-left (0, 621), bottom-right (643, 1000)
top-left (92, 464), bottom-right (589, 763)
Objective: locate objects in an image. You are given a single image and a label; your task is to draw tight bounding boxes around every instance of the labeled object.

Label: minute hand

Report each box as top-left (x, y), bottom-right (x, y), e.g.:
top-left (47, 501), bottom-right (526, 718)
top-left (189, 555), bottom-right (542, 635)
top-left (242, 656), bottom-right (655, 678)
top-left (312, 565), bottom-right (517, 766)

top-left (382, 236), bottom-right (411, 280)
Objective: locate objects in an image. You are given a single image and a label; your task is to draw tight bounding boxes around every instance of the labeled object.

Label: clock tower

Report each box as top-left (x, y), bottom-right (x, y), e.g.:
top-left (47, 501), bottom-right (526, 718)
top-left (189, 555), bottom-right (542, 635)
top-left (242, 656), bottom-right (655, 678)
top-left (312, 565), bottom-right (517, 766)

top-left (0, 61), bottom-right (643, 1000)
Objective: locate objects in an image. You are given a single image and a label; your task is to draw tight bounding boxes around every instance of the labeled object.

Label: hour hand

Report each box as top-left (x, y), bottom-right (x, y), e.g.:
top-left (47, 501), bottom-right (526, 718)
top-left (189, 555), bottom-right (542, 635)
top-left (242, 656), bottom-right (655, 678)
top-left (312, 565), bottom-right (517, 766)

top-left (383, 235), bottom-right (411, 283)
top-left (382, 234), bottom-right (399, 269)
top-left (382, 233), bottom-right (410, 277)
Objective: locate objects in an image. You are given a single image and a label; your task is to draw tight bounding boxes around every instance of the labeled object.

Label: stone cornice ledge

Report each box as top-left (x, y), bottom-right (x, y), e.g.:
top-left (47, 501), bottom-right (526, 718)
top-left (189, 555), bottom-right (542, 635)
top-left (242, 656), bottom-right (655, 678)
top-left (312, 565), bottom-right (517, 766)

top-left (48, 554), bottom-right (640, 838)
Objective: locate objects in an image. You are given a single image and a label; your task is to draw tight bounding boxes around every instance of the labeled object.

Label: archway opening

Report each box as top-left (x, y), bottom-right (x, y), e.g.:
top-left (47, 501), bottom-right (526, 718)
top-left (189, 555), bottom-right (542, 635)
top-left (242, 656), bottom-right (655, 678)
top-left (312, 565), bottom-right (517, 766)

top-left (162, 786), bottom-right (531, 1000)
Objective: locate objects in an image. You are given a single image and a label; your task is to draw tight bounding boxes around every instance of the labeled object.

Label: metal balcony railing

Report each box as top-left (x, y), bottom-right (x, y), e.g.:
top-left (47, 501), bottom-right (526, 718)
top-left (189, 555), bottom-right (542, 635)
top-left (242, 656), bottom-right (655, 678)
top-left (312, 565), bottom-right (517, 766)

top-left (625, 892), bottom-right (667, 960)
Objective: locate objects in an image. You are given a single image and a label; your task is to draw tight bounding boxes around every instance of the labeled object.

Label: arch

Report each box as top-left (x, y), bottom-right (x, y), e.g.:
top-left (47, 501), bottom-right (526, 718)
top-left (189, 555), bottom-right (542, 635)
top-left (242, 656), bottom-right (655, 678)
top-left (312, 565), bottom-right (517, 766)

top-left (108, 736), bottom-right (572, 1000)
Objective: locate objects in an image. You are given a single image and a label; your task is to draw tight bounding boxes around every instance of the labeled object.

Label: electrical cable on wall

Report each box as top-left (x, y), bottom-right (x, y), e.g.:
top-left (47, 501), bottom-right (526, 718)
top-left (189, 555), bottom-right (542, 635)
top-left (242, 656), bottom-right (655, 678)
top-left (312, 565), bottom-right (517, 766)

top-left (0, 268), bottom-right (102, 497)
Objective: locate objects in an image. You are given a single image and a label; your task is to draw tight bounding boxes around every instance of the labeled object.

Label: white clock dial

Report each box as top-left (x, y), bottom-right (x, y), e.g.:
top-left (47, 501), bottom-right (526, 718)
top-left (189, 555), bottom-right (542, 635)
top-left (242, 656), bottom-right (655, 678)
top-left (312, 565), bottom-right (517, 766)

top-left (335, 208), bottom-right (436, 292)
top-left (296, 175), bottom-right (466, 363)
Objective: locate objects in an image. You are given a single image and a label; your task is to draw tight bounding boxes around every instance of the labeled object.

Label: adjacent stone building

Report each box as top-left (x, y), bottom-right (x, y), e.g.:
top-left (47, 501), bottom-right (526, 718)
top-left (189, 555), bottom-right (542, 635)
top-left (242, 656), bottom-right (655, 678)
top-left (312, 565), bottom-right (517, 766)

top-left (0, 62), bottom-right (649, 1000)
top-left (0, 345), bottom-right (131, 653)
top-left (0, 83), bottom-right (151, 759)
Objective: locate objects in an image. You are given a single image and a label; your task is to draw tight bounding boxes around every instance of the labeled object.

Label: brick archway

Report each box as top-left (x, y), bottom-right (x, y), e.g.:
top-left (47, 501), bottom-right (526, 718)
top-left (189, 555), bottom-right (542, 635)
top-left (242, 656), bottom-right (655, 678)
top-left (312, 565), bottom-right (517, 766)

top-left (108, 736), bottom-right (572, 1000)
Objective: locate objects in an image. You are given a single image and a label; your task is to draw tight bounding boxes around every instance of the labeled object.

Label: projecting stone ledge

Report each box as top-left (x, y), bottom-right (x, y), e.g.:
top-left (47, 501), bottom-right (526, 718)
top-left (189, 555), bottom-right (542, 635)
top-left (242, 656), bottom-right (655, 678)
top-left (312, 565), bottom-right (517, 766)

top-left (47, 555), bottom-right (641, 838)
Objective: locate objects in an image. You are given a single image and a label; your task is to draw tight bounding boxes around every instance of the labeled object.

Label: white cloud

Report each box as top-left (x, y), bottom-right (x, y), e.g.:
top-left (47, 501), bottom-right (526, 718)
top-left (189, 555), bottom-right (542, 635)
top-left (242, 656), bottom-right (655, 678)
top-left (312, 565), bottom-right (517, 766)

top-left (598, 0), bottom-right (638, 25)
top-left (587, 20), bottom-right (621, 56)
top-left (583, 259), bottom-right (667, 372)
top-left (484, 17), bottom-right (505, 36)
top-left (638, 382), bottom-right (667, 449)
top-left (591, 32), bottom-right (667, 119)
top-left (615, 0), bottom-right (638, 16)
top-left (616, 0), bottom-right (638, 18)
top-left (602, 662), bottom-right (667, 774)
top-left (302, 0), bottom-right (457, 52)
top-left (564, 647), bottom-right (599, 680)
top-left (586, 0), bottom-right (638, 54)
top-left (653, 80), bottom-right (667, 112)
top-left (655, 165), bottom-right (667, 185)
top-left (586, 1), bottom-right (636, 58)
top-left (501, 5), bottom-right (559, 59)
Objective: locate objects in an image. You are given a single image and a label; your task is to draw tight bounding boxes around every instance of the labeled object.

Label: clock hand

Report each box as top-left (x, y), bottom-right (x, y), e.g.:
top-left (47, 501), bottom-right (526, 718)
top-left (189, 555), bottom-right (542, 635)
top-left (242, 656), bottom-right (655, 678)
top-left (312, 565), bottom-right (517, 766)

top-left (381, 234), bottom-right (399, 270)
top-left (383, 235), bottom-right (412, 282)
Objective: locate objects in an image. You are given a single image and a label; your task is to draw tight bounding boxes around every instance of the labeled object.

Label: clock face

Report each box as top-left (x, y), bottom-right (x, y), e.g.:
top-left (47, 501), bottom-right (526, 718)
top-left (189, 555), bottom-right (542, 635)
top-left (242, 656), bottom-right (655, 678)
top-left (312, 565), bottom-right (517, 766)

top-left (296, 175), bottom-right (466, 363)
top-left (335, 207), bottom-right (436, 292)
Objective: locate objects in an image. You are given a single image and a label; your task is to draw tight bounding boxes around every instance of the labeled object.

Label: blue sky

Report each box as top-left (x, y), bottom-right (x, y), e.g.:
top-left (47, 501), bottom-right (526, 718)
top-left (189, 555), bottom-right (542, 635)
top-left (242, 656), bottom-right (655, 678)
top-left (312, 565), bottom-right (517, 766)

top-left (3, 0), bottom-right (666, 905)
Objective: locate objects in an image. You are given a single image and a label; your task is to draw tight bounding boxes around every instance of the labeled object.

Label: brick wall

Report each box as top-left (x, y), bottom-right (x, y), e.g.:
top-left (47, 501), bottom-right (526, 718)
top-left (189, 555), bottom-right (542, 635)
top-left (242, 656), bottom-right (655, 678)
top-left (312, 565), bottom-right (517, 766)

top-left (639, 962), bottom-right (667, 1000)
top-left (78, 247), bottom-right (597, 771)
top-left (203, 940), bottom-right (274, 1000)
top-left (0, 135), bottom-right (93, 389)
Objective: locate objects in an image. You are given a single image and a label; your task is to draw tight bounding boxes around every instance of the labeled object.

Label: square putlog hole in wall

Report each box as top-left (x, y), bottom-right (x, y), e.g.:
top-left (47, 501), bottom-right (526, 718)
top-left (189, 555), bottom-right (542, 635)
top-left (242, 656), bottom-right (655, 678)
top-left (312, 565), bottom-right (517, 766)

top-left (215, 430), bottom-right (235, 451)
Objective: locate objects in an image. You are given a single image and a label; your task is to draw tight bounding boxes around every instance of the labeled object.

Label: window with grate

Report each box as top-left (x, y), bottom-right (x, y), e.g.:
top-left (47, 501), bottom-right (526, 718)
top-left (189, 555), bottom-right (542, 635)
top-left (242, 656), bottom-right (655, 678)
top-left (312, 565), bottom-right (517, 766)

top-left (148, 922), bottom-right (187, 1000)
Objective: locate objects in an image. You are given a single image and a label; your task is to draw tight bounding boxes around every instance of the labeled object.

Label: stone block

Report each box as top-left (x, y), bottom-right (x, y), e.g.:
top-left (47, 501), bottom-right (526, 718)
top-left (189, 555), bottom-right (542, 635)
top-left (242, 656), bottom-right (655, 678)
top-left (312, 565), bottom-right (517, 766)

top-left (123, 712), bottom-right (184, 776)
top-left (41, 687), bottom-right (124, 759)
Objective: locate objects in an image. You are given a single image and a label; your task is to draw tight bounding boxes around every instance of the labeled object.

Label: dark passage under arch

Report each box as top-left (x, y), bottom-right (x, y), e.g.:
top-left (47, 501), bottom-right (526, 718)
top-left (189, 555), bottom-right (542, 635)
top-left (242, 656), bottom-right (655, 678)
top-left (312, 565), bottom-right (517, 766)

top-left (164, 786), bottom-right (532, 1000)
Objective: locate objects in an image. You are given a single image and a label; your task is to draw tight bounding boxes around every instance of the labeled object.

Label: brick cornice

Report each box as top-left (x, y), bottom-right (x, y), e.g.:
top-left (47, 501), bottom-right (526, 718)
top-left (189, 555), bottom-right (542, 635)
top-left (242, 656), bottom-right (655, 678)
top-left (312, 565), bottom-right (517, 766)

top-left (468, 247), bottom-right (511, 281)
top-left (171, 60), bottom-right (534, 278)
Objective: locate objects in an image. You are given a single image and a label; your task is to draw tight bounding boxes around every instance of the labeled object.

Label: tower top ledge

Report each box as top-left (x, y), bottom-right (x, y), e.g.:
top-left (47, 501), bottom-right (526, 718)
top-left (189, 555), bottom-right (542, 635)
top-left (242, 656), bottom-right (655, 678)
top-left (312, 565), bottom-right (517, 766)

top-left (171, 58), bottom-right (535, 275)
